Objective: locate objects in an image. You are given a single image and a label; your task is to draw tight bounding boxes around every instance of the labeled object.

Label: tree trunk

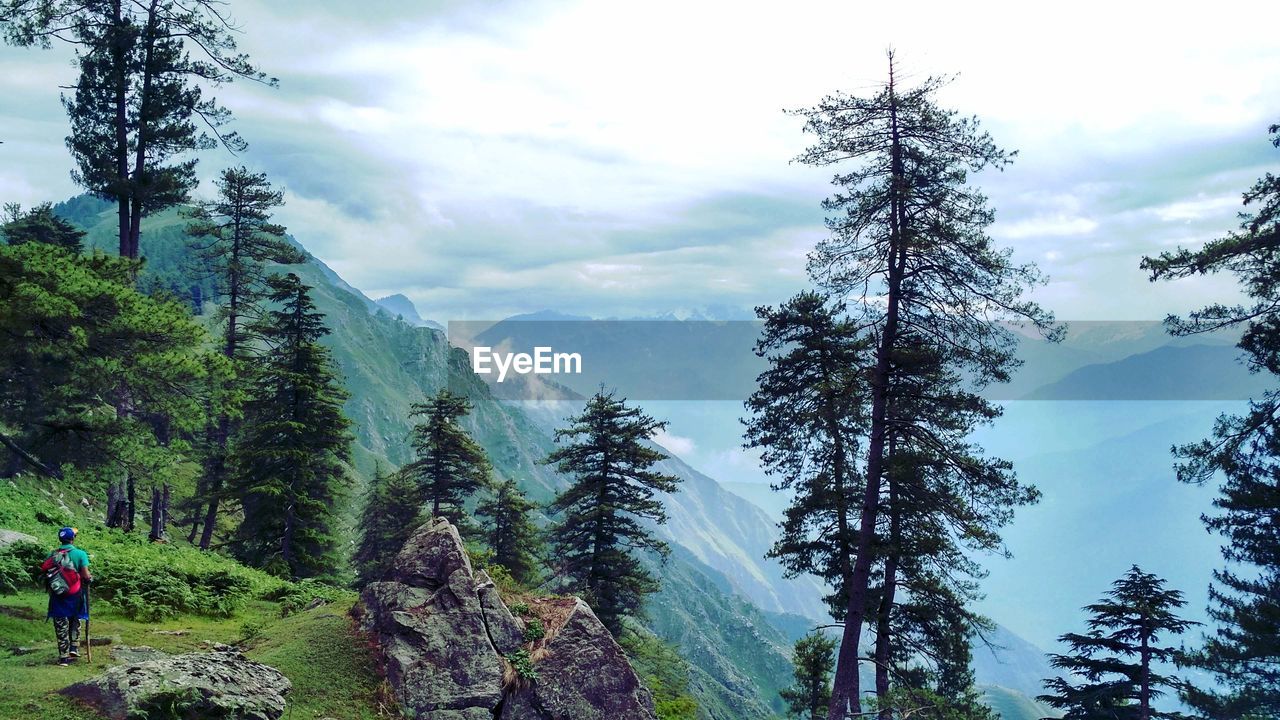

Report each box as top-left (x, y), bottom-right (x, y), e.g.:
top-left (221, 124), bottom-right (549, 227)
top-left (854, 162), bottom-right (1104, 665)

top-left (1139, 631), bottom-right (1151, 720)
top-left (875, 462), bottom-right (901, 720)
top-left (199, 416), bottom-right (230, 550)
top-left (829, 54), bottom-right (906, 720)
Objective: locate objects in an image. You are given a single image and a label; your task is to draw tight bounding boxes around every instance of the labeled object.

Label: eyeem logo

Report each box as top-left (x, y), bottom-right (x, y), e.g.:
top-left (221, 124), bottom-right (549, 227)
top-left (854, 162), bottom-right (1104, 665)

top-left (472, 346), bottom-right (583, 382)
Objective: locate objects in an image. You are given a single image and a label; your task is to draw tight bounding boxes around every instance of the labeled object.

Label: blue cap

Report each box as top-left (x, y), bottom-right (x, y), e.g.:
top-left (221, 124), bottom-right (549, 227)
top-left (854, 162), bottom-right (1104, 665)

top-left (58, 527), bottom-right (76, 543)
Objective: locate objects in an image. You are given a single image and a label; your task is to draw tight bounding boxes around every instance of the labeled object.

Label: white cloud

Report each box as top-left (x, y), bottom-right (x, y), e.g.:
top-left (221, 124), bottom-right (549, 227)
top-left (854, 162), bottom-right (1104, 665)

top-left (652, 429), bottom-right (696, 456)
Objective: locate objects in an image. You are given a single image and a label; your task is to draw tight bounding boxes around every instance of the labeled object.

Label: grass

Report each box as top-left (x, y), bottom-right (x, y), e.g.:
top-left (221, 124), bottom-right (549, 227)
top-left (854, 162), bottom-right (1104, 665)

top-left (0, 590), bottom-right (390, 719)
top-left (0, 475), bottom-right (391, 719)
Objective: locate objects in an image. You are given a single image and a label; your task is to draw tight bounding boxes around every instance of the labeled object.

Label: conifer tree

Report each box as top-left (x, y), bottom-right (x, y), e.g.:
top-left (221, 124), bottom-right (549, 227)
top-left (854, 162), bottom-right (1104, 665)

top-left (544, 390), bottom-right (681, 635)
top-left (780, 631), bottom-right (837, 720)
top-left (1141, 122), bottom-right (1280, 720)
top-left (185, 167), bottom-right (302, 549)
top-left (792, 52), bottom-right (1059, 718)
top-left (405, 389), bottom-right (491, 525)
top-left (476, 477), bottom-right (543, 586)
top-left (353, 465), bottom-right (422, 586)
top-left (1039, 567), bottom-right (1196, 720)
top-left (1, 202), bottom-right (84, 250)
top-left (1, 0), bottom-right (274, 260)
top-left (231, 273), bottom-right (351, 580)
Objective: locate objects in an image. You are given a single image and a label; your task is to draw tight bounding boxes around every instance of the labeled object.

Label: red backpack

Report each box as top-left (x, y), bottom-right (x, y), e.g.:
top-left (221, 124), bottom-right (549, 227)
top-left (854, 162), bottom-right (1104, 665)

top-left (42, 550), bottom-right (81, 596)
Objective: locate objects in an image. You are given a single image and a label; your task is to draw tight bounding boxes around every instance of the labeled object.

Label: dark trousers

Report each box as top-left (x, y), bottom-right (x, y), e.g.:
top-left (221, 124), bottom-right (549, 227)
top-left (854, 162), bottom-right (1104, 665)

top-left (53, 616), bottom-right (80, 658)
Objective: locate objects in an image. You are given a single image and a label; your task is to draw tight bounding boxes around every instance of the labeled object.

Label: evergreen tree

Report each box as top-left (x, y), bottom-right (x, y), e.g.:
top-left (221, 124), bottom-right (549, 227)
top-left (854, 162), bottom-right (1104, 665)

top-left (405, 389), bottom-right (491, 525)
top-left (1, 0), bottom-right (274, 260)
top-left (780, 631), bottom-right (837, 720)
top-left (791, 52), bottom-right (1059, 718)
top-left (231, 273), bottom-right (352, 580)
top-left (1039, 567), bottom-right (1196, 720)
top-left (476, 477), bottom-right (543, 586)
top-left (353, 465), bottom-right (422, 586)
top-left (1, 202), bottom-right (84, 250)
top-left (185, 166), bottom-right (302, 549)
top-left (1141, 122), bottom-right (1280, 720)
top-left (544, 390), bottom-right (681, 636)
top-left (0, 241), bottom-right (225, 487)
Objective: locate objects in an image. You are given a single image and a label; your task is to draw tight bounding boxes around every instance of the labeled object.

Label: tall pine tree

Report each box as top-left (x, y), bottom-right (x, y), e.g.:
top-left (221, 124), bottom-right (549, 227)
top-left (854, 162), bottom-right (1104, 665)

top-left (185, 166), bottom-right (302, 549)
top-left (544, 390), bottom-right (681, 635)
top-left (1039, 567), bottom-right (1196, 720)
top-left (476, 477), bottom-right (543, 586)
top-left (792, 52), bottom-right (1059, 718)
top-left (231, 273), bottom-right (351, 580)
top-left (1141, 122), bottom-right (1280, 720)
top-left (1, 0), bottom-right (274, 260)
top-left (405, 389), bottom-right (491, 526)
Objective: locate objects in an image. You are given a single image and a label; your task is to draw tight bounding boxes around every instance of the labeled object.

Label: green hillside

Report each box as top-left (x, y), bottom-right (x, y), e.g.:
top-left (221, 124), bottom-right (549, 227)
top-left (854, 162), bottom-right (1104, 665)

top-left (57, 196), bottom-right (795, 718)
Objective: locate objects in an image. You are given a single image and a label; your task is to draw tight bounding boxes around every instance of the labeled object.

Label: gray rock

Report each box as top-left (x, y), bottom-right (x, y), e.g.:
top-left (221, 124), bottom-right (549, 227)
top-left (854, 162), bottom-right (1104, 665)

top-left (109, 645), bottom-right (168, 663)
top-left (356, 519), bottom-right (504, 717)
top-left (61, 648), bottom-right (291, 720)
top-left (476, 570), bottom-right (525, 655)
top-left (357, 519), bottom-right (655, 720)
top-left (499, 600), bottom-right (655, 720)
top-left (0, 529), bottom-right (38, 550)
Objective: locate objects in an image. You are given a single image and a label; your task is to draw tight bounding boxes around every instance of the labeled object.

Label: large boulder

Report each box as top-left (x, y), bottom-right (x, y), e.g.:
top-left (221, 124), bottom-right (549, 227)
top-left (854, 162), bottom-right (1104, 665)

top-left (499, 600), bottom-right (656, 720)
top-left (61, 648), bottom-right (291, 720)
top-left (355, 518), bottom-right (657, 720)
top-left (0, 528), bottom-right (38, 550)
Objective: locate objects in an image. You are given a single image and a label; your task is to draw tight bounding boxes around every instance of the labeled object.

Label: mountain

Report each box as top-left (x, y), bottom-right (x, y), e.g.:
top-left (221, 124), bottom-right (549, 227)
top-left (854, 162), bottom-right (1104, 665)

top-left (60, 198), bottom-right (795, 718)
top-left (1023, 343), bottom-right (1268, 400)
top-left (374, 293), bottom-right (444, 330)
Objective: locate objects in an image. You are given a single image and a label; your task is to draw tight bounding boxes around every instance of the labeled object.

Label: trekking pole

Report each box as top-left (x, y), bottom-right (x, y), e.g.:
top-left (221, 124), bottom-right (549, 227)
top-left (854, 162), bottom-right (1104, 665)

top-left (84, 583), bottom-right (91, 664)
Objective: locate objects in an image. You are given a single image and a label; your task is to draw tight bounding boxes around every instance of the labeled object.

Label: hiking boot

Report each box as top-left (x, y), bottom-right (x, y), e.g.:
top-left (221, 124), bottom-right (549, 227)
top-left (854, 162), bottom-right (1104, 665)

top-left (68, 649), bottom-right (79, 658)
top-left (57, 657), bottom-right (72, 666)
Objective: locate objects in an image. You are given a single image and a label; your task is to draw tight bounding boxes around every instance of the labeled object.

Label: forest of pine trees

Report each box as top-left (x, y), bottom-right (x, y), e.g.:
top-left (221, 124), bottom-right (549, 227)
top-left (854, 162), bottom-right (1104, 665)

top-left (0, 3), bottom-right (1278, 720)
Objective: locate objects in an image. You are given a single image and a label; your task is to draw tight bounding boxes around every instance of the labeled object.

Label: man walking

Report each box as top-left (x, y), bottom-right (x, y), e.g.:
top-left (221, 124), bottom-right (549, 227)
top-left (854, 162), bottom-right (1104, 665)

top-left (40, 527), bottom-right (91, 666)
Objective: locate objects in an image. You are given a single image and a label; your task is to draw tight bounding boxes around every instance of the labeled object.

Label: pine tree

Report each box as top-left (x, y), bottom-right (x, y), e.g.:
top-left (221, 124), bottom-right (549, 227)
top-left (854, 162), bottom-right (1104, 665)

top-left (0, 241), bottom-right (226, 486)
top-left (1, 203), bottom-right (84, 251)
top-left (404, 389), bottom-right (491, 525)
top-left (231, 273), bottom-right (352, 580)
top-left (1141, 122), bottom-right (1280, 720)
top-left (353, 465), bottom-right (423, 586)
top-left (744, 291), bottom-right (870, 614)
top-left (1, 0), bottom-right (274, 260)
top-left (792, 52), bottom-right (1059, 718)
top-left (185, 167), bottom-right (303, 550)
top-left (780, 631), bottom-right (837, 720)
top-left (544, 390), bottom-right (681, 636)
top-left (1039, 567), bottom-right (1196, 720)
top-left (476, 477), bottom-right (543, 586)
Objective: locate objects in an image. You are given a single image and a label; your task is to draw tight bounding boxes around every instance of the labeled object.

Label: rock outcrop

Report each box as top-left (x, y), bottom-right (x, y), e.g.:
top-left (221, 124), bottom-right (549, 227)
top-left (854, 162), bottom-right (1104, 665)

top-left (61, 647), bottom-right (292, 720)
top-left (354, 518), bottom-right (657, 720)
top-left (0, 528), bottom-right (38, 550)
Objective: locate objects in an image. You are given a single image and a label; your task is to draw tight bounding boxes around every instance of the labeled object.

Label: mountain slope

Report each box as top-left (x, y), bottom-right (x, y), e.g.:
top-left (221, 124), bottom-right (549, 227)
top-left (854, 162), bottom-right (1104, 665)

top-left (1024, 344), bottom-right (1268, 400)
top-left (62, 198), bottom-right (793, 718)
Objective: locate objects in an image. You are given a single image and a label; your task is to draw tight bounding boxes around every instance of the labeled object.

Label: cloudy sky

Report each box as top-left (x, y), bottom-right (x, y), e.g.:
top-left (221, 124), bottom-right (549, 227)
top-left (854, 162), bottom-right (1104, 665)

top-left (2, 0), bottom-right (1277, 322)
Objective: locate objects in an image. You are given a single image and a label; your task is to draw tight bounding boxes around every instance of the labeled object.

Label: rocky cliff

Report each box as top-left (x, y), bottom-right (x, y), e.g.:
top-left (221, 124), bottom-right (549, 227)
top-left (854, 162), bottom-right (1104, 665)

top-left (353, 518), bottom-right (657, 720)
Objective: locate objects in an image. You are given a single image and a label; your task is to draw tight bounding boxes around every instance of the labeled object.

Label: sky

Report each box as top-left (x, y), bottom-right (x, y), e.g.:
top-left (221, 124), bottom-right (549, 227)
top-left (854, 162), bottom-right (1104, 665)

top-left (2, 0), bottom-right (1278, 323)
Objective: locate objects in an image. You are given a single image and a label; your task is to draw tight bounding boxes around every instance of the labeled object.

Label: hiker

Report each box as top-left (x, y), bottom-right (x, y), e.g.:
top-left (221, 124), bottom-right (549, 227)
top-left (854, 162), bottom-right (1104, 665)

top-left (40, 527), bottom-right (91, 666)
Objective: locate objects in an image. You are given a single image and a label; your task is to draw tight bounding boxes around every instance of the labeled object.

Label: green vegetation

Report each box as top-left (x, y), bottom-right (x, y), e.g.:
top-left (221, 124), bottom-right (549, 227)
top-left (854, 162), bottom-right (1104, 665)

top-left (1039, 567), bottom-right (1196, 720)
top-left (779, 631), bottom-right (835, 720)
top-left (621, 628), bottom-right (699, 720)
top-left (353, 466), bottom-right (423, 586)
top-left (545, 390), bottom-right (681, 636)
top-left (405, 389), bottom-right (493, 528)
top-left (1142, 122), bottom-right (1280, 720)
top-left (232, 273), bottom-right (353, 581)
top-left (476, 477), bottom-right (544, 586)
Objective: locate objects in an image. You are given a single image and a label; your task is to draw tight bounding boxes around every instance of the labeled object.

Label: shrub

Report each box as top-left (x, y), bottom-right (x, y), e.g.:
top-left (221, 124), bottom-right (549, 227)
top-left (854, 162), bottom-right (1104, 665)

top-left (262, 578), bottom-right (352, 616)
top-left (0, 540), bottom-right (45, 595)
top-left (522, 618), bottom-right (545, 644)
top-left (93, 543), bottom-right (256, 621)
top-left (504, 649), bottom-right (540, 683)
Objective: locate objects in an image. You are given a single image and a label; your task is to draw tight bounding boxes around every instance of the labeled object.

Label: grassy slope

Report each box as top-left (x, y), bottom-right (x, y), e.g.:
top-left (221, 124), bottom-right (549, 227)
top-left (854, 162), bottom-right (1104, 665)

top-left (0, 476), bottom-right (387, 720)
